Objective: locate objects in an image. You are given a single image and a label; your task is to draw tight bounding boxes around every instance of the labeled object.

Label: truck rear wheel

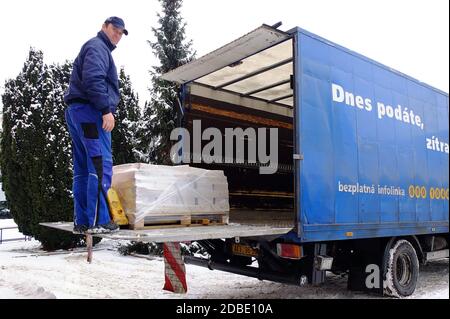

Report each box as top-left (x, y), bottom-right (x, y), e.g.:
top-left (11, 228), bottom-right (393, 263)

top-left (383, 239), bottom-right (419, 297)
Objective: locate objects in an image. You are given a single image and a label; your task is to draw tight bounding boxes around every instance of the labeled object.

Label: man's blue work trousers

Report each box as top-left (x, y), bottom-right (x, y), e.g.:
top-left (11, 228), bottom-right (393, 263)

top-left (65, 103), bottom-right (112, 227)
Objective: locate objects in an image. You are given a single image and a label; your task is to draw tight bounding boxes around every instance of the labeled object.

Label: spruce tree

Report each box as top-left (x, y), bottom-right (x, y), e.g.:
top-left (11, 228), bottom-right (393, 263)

top-left (112, 67), bottom-right (141, 165)
top-left (141, 0), bottom-right (195, 164)
top-left (1, 49), bottom-right (84, 250)
top-left (1, 48), bottom-right (44, 237)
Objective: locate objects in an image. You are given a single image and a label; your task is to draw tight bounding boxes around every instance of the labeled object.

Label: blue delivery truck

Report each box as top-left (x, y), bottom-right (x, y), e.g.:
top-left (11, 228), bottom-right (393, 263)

top-left (159, 24), bottom-right (449, 297)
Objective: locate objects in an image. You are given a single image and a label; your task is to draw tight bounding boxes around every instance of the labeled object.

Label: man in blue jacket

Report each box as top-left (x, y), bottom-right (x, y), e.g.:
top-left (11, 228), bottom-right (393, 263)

top-left (64, 17), bottom-right (128, 234)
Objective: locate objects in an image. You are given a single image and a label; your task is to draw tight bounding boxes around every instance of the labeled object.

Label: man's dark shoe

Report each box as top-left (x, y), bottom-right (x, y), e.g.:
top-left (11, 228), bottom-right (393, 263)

top-left (86, 222), bottom-right (119, 234)
top-left (100, 221), bottom-right (119, 232)
top-left (73, 224), bottom-right (88, 234)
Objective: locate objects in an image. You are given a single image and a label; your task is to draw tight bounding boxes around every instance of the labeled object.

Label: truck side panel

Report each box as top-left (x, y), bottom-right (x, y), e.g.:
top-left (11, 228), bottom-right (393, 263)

top-left (295, 30), bottom-right (449, 242)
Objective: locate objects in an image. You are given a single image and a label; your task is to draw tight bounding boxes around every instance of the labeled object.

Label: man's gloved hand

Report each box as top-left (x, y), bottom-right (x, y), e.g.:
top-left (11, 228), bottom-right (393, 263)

top-left (102, 113), bottom-right (115, 132)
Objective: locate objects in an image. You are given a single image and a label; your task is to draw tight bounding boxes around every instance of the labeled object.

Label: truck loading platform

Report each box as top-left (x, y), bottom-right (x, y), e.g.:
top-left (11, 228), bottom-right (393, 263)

top-left (40, 209), bottom-right (294, 243)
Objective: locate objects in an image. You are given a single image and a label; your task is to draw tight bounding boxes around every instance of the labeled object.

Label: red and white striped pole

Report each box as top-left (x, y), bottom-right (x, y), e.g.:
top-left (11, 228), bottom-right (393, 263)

top-left (163, 242), bottom-right (187, 293)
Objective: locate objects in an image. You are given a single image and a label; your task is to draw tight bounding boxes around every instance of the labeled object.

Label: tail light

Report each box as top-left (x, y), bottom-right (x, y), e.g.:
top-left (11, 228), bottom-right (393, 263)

top-left (276, 243), bottom-right (303, 259)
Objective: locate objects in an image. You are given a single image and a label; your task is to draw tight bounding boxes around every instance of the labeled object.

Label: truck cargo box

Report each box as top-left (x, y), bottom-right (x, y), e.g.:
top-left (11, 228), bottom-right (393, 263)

top-left (161, 24), bottom-right (449, 243)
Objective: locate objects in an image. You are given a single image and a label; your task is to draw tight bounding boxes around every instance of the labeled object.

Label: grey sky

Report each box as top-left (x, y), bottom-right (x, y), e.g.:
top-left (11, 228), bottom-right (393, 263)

top-left (0, 0), bottom-right (448, 107)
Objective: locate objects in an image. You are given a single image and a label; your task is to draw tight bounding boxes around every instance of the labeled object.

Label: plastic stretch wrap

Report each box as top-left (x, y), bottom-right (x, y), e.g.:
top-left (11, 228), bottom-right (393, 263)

top-left (111, 163), bottom-right (230, 224)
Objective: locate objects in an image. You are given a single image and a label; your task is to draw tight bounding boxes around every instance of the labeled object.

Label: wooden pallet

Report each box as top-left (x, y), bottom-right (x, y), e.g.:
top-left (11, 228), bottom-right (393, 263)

top-left (127, 213), bottom-right (229, 230)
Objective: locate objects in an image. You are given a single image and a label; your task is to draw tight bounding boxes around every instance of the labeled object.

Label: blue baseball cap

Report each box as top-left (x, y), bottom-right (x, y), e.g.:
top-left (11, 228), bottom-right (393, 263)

top-left (104, 16), bottom-right (128, 35)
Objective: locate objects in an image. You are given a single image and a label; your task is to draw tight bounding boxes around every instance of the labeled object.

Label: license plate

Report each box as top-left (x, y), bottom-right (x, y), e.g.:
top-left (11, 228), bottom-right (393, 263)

top-left (232, 244), bottom-right (258, 257)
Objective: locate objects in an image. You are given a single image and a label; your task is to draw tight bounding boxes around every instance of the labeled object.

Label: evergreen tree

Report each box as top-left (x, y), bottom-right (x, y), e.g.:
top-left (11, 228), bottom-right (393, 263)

top-left (1, 49), bottom-right (84, 250)
top-left (1, 48), bottom-right (44, 237)
top-left (112, 67), bottom-right (141, 165)
top-left (141, 0), bottom-right (195, 164)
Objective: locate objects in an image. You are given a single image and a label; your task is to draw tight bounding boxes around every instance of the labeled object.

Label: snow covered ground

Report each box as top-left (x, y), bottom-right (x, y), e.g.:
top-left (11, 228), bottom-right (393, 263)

top-left (0, 219), bottom-right (448, 299)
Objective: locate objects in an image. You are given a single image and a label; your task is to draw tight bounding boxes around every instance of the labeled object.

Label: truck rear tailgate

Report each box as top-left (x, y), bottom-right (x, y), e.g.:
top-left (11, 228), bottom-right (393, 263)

top-left (40, 221), bottom-right (293, 243)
